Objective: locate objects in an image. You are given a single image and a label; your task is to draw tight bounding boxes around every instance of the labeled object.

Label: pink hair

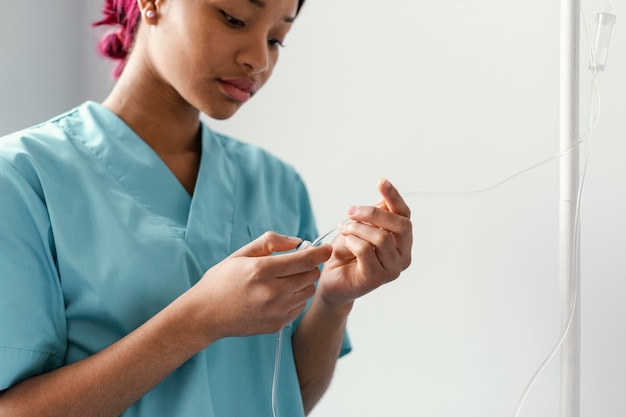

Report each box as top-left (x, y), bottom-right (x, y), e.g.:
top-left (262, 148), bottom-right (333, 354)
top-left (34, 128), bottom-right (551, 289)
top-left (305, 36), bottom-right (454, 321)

top-left (92, 0), bottom-right (142, 78)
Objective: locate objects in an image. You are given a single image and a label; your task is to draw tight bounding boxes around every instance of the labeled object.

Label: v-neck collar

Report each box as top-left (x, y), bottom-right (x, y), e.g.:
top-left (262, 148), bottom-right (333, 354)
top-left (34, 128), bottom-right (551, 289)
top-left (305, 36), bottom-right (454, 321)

top-left (69, 102), bottom-right (193, 229)
top-left (70, 102), bottom-right (237, 263)
top-left (184, 125), bottom-right (236, 264)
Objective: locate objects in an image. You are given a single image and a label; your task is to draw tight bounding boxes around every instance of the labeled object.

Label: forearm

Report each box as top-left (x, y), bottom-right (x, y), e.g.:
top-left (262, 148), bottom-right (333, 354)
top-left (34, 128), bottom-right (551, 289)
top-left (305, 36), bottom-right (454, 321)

top-left (0, 292), bottom-right (214, 417)
top-left (292, 293), bottom-right (353, 415)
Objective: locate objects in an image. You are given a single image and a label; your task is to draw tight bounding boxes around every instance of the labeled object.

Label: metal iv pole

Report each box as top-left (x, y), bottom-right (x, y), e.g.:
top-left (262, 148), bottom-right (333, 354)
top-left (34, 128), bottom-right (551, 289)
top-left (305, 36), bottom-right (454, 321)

top-left (559, 0), bottom-right (581, 415)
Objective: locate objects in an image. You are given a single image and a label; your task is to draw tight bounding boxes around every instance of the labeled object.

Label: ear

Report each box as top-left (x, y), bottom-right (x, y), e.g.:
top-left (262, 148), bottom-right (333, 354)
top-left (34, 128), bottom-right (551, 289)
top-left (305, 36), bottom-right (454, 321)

top-left (137, 0), bottom-right (158, 24)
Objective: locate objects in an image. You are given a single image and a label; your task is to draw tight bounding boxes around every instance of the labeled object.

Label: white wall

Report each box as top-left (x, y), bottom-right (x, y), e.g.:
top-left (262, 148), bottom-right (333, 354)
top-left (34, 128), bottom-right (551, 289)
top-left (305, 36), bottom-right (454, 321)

top-left (1, 1), bottom-right (624, 416)
top-left (0, 1), bottom-right (114, 134)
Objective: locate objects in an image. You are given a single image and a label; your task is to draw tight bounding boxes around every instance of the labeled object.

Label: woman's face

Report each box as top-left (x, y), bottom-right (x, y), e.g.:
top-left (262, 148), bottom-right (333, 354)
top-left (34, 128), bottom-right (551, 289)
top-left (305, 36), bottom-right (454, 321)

top-left (144, 0), bottom-right (298, 119)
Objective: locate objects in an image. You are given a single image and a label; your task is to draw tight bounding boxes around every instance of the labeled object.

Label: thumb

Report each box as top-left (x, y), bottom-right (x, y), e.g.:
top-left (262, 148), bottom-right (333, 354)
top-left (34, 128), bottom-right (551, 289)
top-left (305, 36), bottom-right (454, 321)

top-left (375, 198), bottom-right (390, 211)
top-left (230, 231), bottom-right (302, 258)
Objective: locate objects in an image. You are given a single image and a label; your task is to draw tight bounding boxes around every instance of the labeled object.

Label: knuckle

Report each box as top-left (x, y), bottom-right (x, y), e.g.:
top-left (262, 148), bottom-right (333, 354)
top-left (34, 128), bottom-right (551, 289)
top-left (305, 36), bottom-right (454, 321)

top-left (355, 242), bottom-right (374, 258)
top-left (385, 266), bottom-right (402, 282)
top-left (357, 205), bottom-right (377, 218)
top-left (374, 230), bottom-right (391, 248)
top-left (261, 231), bottom-right (280, 248)
top-left (304, 255), bottom-right (321, 271)
top-left (300, 249), bottom-right (324, 271)
top-left (258, 286), bottom-right (275, 307)
top-left (397, 215), bottom-right (412, 231)
top-left (304, 284), bottom-right (317, 298)
top-left (403, 254), bottom-right (412, 269)
top-left (262, 230), bottom-right (278, 240)
top-left (248, 260), bottom-right (267, 281)
top-left (366, 206), bottom-right (379, 217)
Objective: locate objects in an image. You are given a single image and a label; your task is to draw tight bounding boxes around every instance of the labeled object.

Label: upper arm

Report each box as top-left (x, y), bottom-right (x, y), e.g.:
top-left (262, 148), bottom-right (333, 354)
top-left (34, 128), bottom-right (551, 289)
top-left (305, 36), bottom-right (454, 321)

top-left (0, 159), bottom-right (66, 390)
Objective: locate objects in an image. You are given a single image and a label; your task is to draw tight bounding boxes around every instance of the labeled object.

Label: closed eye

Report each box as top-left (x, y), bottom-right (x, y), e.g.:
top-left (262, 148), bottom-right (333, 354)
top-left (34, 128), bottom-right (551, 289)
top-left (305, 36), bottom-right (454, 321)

top-left (221, 10), bottom-right (246, 27)
top-left (268, 38), bottom-right (285, 48)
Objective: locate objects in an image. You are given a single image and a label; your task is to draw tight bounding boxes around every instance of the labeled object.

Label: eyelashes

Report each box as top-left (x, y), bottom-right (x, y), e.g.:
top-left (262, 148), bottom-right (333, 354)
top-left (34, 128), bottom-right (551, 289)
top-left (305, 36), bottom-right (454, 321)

top-left (220, 10), bottom-right (286, 49)
top-left (221, 11), bottom-right (245, 27)
top-left (268, 38), bottom-right (285, 48)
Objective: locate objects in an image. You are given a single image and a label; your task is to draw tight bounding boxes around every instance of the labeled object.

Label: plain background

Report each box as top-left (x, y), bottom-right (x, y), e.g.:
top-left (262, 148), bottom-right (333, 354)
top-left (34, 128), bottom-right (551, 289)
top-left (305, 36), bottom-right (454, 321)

top-left (1, 0), bottom-right (624, 415)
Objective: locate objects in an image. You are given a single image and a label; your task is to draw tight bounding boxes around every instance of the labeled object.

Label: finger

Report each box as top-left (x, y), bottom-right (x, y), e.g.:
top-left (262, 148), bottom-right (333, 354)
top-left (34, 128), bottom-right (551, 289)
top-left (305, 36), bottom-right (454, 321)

top-left (345, 206), bottom-right (412, 262)
top-left (262, 244), bottom-right (333, 278)
top-left (276, 267), bottom-right (321, 295)
top-left (230, 231), bottom-right (302, 258)
top-left (343, 235), bottom-right (387, 283)
top-left (287, 282), bottom-right (317, 310)
top-left (284, 300), bottom-right (310, 324)
top-left (270, 276), bottom-right (317, 322)
top-left (341, 222), bottom-right (400, 271)
top-left (346, 205), bottom-right (411, 236)
top-left (377, 177), bottom-right (411, 219)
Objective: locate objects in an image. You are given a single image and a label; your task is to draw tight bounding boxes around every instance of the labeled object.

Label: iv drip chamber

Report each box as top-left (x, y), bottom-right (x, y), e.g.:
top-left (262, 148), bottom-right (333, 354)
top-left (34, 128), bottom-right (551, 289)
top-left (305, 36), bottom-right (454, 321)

top-left (590, 12), bottom-right (616, 72)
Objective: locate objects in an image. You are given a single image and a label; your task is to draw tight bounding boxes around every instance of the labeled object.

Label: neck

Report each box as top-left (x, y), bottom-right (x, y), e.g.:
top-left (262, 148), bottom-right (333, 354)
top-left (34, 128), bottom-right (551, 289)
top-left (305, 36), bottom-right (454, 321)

top-left (102, 59), bottom-right (201, 155)
top-left (102, 54), bottom-right (203, 195)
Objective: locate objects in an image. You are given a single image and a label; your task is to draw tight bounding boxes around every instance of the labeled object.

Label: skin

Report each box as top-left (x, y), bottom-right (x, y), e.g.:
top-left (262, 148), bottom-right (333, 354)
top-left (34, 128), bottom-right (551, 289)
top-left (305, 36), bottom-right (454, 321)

top-left (0, 0), bottom-right (413, 415)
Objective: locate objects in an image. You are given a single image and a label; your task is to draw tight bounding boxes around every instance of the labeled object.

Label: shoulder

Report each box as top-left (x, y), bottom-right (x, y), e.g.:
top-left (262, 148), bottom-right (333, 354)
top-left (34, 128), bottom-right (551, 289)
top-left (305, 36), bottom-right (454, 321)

top-left (0, 107), bottom-right (84, 200)
top-left (0, 106), bottom-right (83, 182)
top-left (203, 124), bottom-right (301, 183)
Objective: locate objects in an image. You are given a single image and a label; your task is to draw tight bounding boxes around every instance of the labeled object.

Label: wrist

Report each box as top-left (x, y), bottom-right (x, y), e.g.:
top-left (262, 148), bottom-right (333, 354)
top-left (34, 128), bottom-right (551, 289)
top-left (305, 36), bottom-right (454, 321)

top-left (170, 289), bottom-right (222, 349)
top-left (314, 291), bottom-right (354, 318)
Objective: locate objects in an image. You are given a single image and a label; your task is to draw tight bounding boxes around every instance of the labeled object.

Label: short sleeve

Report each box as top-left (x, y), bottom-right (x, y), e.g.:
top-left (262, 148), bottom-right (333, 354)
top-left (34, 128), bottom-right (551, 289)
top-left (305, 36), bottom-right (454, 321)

top-left (0, 159), bottom-right (66, 390)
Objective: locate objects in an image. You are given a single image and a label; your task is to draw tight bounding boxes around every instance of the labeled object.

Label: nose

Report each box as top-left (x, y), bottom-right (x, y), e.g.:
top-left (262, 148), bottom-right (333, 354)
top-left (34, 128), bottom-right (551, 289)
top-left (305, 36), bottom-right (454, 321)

top-left (238, 36), bottom-right (271, 75)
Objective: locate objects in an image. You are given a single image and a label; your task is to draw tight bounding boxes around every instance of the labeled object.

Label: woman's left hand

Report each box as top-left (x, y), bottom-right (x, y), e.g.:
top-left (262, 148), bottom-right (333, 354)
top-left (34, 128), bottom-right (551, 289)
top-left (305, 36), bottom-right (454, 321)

top-left (318, 178), bottom-right (413, 307)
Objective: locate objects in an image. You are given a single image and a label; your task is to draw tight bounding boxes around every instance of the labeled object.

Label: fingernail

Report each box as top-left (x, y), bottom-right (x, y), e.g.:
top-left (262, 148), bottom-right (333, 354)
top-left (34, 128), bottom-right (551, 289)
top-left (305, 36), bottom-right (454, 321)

top-left (381, 177), bottom-right (392, 190)
top-left (347, 206), bottom-right (359, 216)
top-left (339, 219), bottom-right (351, 231)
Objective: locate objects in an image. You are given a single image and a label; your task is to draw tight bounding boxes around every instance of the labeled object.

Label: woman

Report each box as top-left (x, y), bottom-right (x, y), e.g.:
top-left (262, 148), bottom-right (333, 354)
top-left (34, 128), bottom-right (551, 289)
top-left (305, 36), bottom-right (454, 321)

top-left (0, 0), bottom-right (413, 415)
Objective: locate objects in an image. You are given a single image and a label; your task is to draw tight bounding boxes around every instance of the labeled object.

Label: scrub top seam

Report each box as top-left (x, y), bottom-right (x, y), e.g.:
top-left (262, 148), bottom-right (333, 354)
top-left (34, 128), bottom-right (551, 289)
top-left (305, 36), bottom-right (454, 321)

top-left (61, 121), bottom-right (203, 265)
top-left (0, 158), bottom-right (57, 266)
top-left (0, 158), bottom-right (68, 365)
top-left (0, 345), bottom-right (64, 364)
top-left (9, 108), bottom-right (81, 135)
top-left (223, 146), bottom-right (239, 254)
top-left (0, 158), bottom-right (38, 188)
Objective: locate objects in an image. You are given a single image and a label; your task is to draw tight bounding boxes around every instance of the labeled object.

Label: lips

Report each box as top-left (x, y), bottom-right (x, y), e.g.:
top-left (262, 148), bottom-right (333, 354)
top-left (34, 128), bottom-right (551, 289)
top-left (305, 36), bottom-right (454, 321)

top-left (218, 78), bottom-right (259, 103)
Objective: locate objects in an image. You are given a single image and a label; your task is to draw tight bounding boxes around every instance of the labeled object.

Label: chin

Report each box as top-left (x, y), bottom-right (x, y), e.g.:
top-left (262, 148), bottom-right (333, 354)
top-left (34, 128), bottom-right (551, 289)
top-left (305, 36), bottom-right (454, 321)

top-left (202, 102), bottom-right (242, 121)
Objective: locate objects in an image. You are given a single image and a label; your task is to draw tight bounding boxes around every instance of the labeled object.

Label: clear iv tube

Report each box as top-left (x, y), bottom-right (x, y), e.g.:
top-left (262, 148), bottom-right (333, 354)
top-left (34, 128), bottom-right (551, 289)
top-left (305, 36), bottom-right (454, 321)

top-left (272, 220), bottom-right (351, 417)
top-left (402, 5), bottom-right (604, 413)
top-left (274, 5), bottom-right (610, 417)
top-left (512, 6), bottom-right (602, 415)
top-left (272, 329), bottom-right (283, 417)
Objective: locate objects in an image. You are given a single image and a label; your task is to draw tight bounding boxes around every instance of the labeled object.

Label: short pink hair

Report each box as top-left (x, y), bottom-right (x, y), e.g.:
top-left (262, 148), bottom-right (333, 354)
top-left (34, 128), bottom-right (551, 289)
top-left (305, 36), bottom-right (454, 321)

top-left (92, 0), bottom-right (142, 78)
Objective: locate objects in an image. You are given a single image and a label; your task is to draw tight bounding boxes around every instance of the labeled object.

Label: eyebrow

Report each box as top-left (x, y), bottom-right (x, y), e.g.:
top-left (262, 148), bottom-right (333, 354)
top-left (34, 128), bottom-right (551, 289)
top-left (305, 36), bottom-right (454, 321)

top-left (247, 0), bottom-right (296, 23)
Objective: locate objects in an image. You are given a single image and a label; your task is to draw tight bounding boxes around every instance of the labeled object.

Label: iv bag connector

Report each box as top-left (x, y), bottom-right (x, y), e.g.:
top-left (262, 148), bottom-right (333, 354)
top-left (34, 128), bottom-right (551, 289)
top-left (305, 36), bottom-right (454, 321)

top-left (589, 12), bottom-right (616, 72)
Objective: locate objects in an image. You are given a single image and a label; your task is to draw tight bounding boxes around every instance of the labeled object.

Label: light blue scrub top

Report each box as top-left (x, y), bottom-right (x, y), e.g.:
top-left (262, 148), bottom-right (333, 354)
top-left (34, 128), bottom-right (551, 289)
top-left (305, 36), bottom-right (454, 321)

top-left (0, 102), bottom-right (351, 416)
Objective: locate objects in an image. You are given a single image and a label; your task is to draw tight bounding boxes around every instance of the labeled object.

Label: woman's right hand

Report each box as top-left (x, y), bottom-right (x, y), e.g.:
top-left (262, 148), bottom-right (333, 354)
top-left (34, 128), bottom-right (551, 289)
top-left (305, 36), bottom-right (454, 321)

top-left (0, 232), bottom-right (330, 417)
top-left (184, 232), bottom-right (333, 343)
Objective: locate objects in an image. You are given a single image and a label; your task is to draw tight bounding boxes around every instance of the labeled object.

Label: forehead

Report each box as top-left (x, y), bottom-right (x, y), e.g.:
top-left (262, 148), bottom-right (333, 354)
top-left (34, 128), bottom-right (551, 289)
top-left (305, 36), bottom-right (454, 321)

top-left (245, 0), bottom-right (298, 20)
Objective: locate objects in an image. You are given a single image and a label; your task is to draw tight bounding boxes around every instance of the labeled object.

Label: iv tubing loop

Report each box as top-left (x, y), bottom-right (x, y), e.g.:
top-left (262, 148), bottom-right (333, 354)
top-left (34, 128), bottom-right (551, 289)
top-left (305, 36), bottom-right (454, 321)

top-left (511, 4), bottom-right (601, 415)
top-left (403, 4), bottom-right (604, 415)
